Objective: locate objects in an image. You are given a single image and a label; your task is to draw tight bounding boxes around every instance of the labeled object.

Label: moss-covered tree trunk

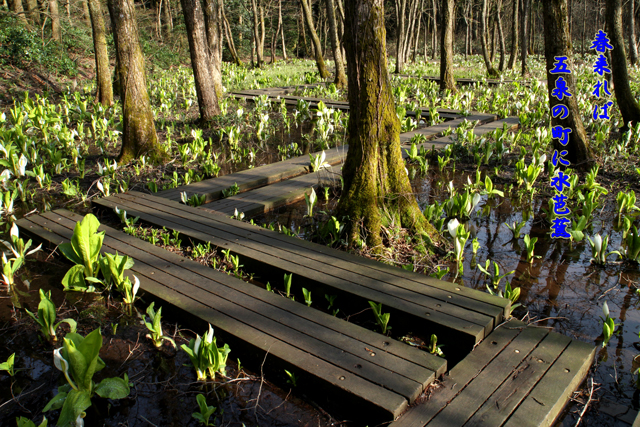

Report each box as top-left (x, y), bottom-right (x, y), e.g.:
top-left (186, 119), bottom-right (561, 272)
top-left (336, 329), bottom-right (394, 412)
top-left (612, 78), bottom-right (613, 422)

top-left (88, 0), bottom-right (113, 106)
top-left (542, 0), bottom-right (594, 167)
top-left (439, 0), bottom-right (456, 91)
top-left (50, 0), bottom-right (62, 41)
top-left (300, 0), bottom-right (330, 78)
top-left (203, 0), bottom-right (224, 99)
top-left (107, 0), bottom-right (162, 164)
top-left (326, 0), bottom-right (346, 87)
top-left (480, 0), bottom-right (499, 77)
top-left (606, 0), bottom-right (640, 130)
top-left (507, 0), bottom-right (518, 69)
top-left (339, 0), bottom-right (438, 250)
top-left (181, 0), bottom-right (220, 120)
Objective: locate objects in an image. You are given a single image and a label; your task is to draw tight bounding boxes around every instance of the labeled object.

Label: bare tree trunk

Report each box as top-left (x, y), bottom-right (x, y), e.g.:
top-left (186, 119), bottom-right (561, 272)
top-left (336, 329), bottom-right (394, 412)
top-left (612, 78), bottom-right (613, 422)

top-left (395, 0), bottom-right (407, 73)
top-left (279, 0), bottom-right (287, 60)
top-left (403, 0), bottom-right (419, 63)
top-left (412, 0), bottom-right (425, 61)
top-left (203, 0), bottom-right (223, 99)
top-left (440, 0), bottom-right (456, 91)
top-left (271, 1), bottom-right (281, 62)
top-left (107, 0), bottom-right (162, 164)
top-left (182, 0), bottom-right (220, 120)
top-left (251, 0), bottom-right (264, 66)
top-left (88, 0), bottom-right (113, 106)
top-left (496, 0), bottom-right (506, 71)
top-left (222, 6), bottom-right (242, 65)
top-left (27, 0), bottom-right (41, 25)
top-left (606, 0), bottom-right (640, 130)
top-left (542, 0), bottom-right (593, 167)
top-left (300, 0), bottom-right (330, 78)
top-left (481, 0), bottom-right (499, 76)
top-left (50, 0), bottom-right (61, 42)
top-left (521, 0), bottom-right (530, 75)
top-left (630, 0), bottom-right (638, 66)
top-left (340, 0), bottom-right (437, 249)
top-left (490, 13), bottom-right (496, 63)
top-left (431, 0), bottom-right (437, 59)
top-left (81, 0), bottom-right (90, 26)
top-left (326, 0), bottom-right (346, 87)
top-left (11, 0), bottom-right (29, 26)
top-left (508, 0), bottom-right (518, 69)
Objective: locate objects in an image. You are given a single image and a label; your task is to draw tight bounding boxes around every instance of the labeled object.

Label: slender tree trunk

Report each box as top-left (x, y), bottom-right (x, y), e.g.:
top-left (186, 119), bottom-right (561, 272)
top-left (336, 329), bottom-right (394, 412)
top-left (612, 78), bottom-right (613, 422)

top-left (496, 0), bottom-right (506, 71)
top-left (182, 0), bottom-right (220, 120)
top-left (440, 0), bottom-right (456, 91)
top-left (50, 0), bottom-right (61, 41)
top-left (395, 0), bottom-right (407, 73)
top-left (27, 0), bottom-right (41, 25)
top-left (203, 0), bottom-right (223, 99)
top-left (222, 7), bottom-right (242, 65)
top-left (403, 0), bottom-right (419, 63)
top-left (508, 0), bottom-right (518, 69)
top-left (606, 0), bottom-right (640, 130)
top-left (431, 0), bottom-right (437, 59)
top-left (251, 0), bottom-right (264, 66)
top-left (528, 1), bottom-right (534, 53)
top-left (12, 0), bottom-right (29, 25)
top-left (490, 13), bottom-right (497, 63)
top-left (630, 0), bottom-right (638, 66)
top-left (88, 0), bottom-right (113, 106)
top-left (107, 0), bottom-right (161, 163)
top-left (326, 0), bottom-right (346, 87)
top-left (81, 0), bottom-right (90, 26)
top-left (481, 0), bottom-right (498, 76)
top-left (339, 0), bottom-right (437, 249)
top-left (581, 0), bottom-right (586, 55)
top-left (300, 0), bottom-right (330, 78)
top-left (521, 0), bottom-right (529, 75)
top-left (413, 0), bottom-right (424, 61)
top-left (271, 2), bottom-right (281, 62)
top-left (542, 0), bottom-right (593, 167)
top-left (279, 0), bottom-right (287, 60)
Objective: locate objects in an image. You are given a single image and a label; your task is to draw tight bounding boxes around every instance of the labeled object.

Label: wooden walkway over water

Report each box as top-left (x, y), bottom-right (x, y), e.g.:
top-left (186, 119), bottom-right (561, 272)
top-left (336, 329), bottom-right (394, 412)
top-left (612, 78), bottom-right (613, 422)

top-left (15, 93), bottom-right (595, 425)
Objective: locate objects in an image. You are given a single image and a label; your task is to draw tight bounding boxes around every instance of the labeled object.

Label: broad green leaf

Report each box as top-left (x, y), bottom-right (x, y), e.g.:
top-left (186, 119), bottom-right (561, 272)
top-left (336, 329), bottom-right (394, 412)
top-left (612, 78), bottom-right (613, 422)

top-left (95, 376), bottom-right (130, 399)
top-left (77, 329), bottom-right (103, 389)
top-left (64, 339), bottom-right (88, 390)
top-left (71, 214), bottom-right (103, 277)
top-left (58, 242), bottom-right (82, 266)
top-left (61, 265), bottom-right (87, 291)
top-left (57, 389), bottom-right (91, 427)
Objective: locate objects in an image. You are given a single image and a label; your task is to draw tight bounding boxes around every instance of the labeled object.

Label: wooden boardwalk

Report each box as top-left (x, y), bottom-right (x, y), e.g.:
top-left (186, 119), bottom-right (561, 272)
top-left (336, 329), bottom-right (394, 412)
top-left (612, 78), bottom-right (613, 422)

top-left (94, 191), bottom-right (510, 358)
top-left (389, 319), bottom-right (594, 427)
top-left (17, 210), bottom-right (446, 423)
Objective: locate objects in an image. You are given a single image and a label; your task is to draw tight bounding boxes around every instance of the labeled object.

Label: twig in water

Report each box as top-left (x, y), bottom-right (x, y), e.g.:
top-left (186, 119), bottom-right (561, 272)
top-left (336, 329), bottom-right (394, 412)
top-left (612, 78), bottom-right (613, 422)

top-left (574, 377), bottom-right (594, 427)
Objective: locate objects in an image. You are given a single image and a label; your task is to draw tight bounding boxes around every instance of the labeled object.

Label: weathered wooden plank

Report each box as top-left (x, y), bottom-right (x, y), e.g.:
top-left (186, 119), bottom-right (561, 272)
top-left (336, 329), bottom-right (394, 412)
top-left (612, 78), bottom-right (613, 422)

top-left (399, 113), bottom-right (499, 144)
top-left (503, 339), bottom-right (595, 427)
top-left (114, 190), bottom-right (509, 319)
top-left (157, 145), bottom-right (346, 202)
top-left (424, 326), bottom-right (549, 426)
top-left (401, 117), bottom-right (518, 149)
top-left (37, 209), bottom-right (435, 401)
top-left (96, 192), bottom-right (495, 348)
top-left (464, 332), bottom-right (572, 427)
top-left (389, 321), bottom-right (525, 427)
top-left (17, 212), bottom-right (437, 419)
top-left (19, 212), bottom-right (444, 378)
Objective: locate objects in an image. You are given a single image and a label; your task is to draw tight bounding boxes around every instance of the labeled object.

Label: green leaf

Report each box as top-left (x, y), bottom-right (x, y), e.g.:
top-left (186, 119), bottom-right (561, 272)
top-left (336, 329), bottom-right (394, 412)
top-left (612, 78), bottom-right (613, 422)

top-left (58, 242), bottom-right (82, 266)
top-left (65, 339), bottom-right (88, 390)
top-left (57, 389), bottom-right (91, 427)
top-left (61, 265), bottom-right (88, 291)
top-left (43, 390), bottom-right (68, 412)
top-left (77, 329), bottom-right (104, 389)
top-left (95, 375), bottom-right (131, 399)
top-left (71, 214), bottom-right (103, 277)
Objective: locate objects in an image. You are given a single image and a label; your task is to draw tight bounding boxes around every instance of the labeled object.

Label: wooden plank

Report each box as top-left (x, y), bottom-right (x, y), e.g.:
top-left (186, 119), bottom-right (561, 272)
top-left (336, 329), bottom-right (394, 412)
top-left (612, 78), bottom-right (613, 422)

top-left (424, 326), bottom-right (549, 426)
top-left (157, 145), bottom-right (346, 202)
top-left (389, 320), bottom-right (525, 427)
top-left (17, 213), bottom-right (436, 418)
top-left (131, 190), bottom-right (509, 318)
top-left (96, 192), bottom-right (495, 349)
top-left (37, 209), bottom-right (435, 402)
top-left (503, 339), bottom-right (595, 427)
top-left (463, 332), bottom-right (572, 427)
top-left (100, 190), bottom-right (508, 321)
top-left (19, 212), bottom-right (445, 378)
